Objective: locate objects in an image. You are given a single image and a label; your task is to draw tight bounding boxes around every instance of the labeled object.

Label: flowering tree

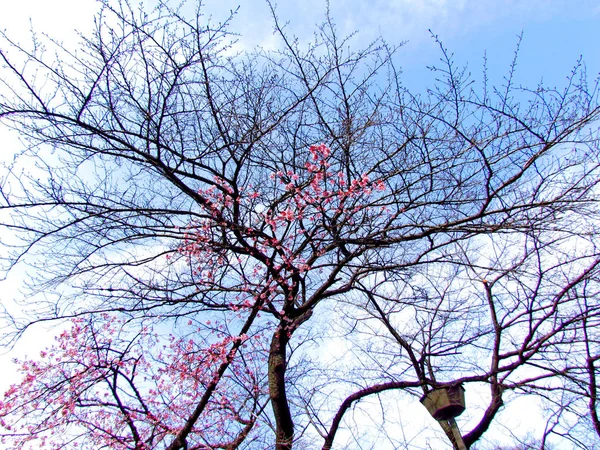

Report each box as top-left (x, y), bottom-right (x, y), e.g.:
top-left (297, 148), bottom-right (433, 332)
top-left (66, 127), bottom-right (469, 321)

top-left (1, 1), bottom-right (599, 449)
top-left (1, 142), bottom-right (393, 449)
top-left (1, 316), bottom-right (268, 449)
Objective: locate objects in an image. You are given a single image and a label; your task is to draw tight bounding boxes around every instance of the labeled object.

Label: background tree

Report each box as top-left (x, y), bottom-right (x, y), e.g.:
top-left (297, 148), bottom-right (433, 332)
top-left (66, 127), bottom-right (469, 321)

top-left (1, 0), bottom-right (599, 448)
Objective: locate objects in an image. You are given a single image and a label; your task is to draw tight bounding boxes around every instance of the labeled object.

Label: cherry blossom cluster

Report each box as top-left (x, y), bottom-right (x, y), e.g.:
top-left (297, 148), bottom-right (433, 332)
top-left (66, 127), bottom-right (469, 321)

top-left (0, 316), bottom-right (265, 449)
top-left (175, 144), bottom-right (386, 312)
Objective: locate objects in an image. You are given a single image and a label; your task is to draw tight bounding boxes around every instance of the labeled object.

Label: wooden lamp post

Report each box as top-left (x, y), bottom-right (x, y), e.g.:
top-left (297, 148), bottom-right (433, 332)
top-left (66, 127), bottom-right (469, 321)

top-left (420, 384), bottom-right (467, 450)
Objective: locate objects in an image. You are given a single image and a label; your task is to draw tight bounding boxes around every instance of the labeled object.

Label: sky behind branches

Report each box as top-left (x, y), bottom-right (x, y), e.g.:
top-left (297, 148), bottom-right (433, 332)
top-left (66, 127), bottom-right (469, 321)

top-left (0, 1), bottom-right (599, 448)
top-left (2, 0), bottom-right (599, 78)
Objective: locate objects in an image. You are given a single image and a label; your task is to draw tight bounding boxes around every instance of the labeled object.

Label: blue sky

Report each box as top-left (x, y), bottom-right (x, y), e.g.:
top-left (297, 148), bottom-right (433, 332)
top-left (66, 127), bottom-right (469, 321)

top-left (1, 0), bottom-right (598, 91)
top-left (211, 0), bottom-right (600, 90)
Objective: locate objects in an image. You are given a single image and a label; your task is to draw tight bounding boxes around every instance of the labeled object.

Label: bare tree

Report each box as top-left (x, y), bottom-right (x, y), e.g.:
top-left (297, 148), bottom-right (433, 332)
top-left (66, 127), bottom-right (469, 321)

top-left (0, 1), bottom-right (599, 449)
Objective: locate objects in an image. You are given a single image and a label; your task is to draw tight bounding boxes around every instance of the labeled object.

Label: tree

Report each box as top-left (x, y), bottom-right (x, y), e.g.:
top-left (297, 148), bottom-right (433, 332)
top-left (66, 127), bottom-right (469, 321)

top-left (1, 0), bottom-right (599, 448)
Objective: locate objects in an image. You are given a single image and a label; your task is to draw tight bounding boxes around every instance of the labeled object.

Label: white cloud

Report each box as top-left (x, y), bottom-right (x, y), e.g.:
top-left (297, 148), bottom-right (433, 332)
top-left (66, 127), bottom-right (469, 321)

top-left (0, 0), bottom-right (99, 40)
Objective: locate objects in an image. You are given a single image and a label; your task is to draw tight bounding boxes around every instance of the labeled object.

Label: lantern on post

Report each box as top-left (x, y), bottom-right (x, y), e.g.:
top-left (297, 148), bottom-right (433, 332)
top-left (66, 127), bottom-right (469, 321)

top-left (420, 383), bottom-right (465, 421)
top-left (421, 384), bottom-right (467, 450)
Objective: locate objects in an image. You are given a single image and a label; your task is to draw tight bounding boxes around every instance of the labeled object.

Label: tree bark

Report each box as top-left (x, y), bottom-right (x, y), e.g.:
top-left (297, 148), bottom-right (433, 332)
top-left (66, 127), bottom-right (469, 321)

top-left (269, 326), bottom-right (294, 450)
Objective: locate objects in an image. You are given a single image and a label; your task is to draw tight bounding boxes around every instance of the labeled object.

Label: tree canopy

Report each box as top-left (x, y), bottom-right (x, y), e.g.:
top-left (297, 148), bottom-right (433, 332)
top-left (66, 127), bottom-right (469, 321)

top-left (1, 1), bottom-right (599, 449)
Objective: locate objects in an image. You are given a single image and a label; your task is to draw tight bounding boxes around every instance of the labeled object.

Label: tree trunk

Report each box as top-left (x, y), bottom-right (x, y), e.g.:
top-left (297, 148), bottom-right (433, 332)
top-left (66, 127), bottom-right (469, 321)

top-left (269, 326), bottom-right (294, 449)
